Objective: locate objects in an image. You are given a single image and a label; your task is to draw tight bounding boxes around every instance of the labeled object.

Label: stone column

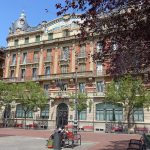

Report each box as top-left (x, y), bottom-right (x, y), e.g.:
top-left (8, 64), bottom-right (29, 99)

top-left (16, 51), bottom-right (20, 77)
top-left (38, 48), bottom-right (43, 75)
top-left (90, 42), bottom-right (94, 71)
top-left (54, 47), bottom-right (58, 74)
top-left (5, 53), bottom-right (10, 78)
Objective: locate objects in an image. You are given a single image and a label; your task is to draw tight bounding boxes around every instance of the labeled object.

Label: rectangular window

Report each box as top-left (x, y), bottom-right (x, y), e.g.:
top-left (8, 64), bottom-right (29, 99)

top-left (96, 61), bottom-right (103, 74)
top-left (44, 84), bottom-right (49, 96)
top-left (61, 66), bottom-right (68, 73)
top-left (22, 52), bottom-right (27, 64)
top-left (96, 42), bottom-right (103, 52)
top-left (12, 54), bottom-right (16, 65)
top-left (48, 33), bottom-right (53, 40)
top-left (21, 69), bottom-right (25, 79)
top-left (61, 47), bottom-right (69, 60)
top-left (14, 39), bottom-right (19, 46)
top-left (34, 51), bottom-right (38, 63)
top-left (40, 104), bottom-right (49, 119)
top-left (24, 37), bottom-right (29, 44)
top-left (35, 35), bottom-right (40, 42)
top-left (63, 29), bottom-right (70, 37)
top-left (106, 110), bottom-right (113, 121)
top-left (46, 49), bottom-right (52, 61)
top-left (134, 108), bottom-right (144, 122)
top-left (32, 68), bottom-right (37, 78)
top-left (96, 110), bottom-right (104, 120)
top-left (78, 45), bottom-right (86, 58)
top-left (80, 64), bottom-right (86, 72)
top-left (115, 110), bottom-right (123, 121)
top-left (96, 81), bottom-right (104, 92)
top-left (79, 83), bottom-right (85, 93)
top-left (78, 110), bottom-right (87, 120)
top-left (10, 70), bottom-right (15, 78)
top-left (45, 66), bottom-right (50, 75)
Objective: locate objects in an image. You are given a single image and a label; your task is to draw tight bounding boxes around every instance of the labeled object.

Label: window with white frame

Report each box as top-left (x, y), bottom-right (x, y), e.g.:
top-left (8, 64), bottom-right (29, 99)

top-left (96, 61), bottom-right (103, 74)
top-left (16, 104), bottom-right (33, 118)
top-left (48, 33), bottom-right (53, 40)
top-left (21, 69), bottom-right (25, 79)
top-left (33, 51), bottom-right (38, 62)
top-left (32, 68), bottom-right (37, 78)
top-left (79, 83), bottom-right (85, 93)
top-left (96, 81), bottom-right (104, 92)
top-left (80, 64), bottom-right (86, 72)
top-left (40, 104), bottom-right (49, 119)
top-left (61, 66), bottom-right (68, 73)
top-left (78, 109), bottom-right (87, 120)
top-left (96, 41), bottom-right (103, 53)
top-left (96, 103), bottom-right (123, 121)
top-left (45, 66), bottom-right (50, 76)
top-left (24, 37), bottom-right (29, 44)
top-left (12, 54), bottom-right (16, 65)
top-left (35, 35), bottom-right (40, 42)
top-left (14, 39), bottom-right (19, 46)
top-left (22, 52), bottom-right (27, 64)
top-left (44, 84), bottom-right (49, 96)
top-left (62, 47), bottom-right (69, 60)
top-left (10, 70), bottom-right (15, 78)
top-left (134, 108), bottom-right (144, 122)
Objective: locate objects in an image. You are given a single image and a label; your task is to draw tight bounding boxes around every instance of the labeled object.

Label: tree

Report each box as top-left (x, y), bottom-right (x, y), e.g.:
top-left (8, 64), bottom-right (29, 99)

top-left (13, 81), bottom-right (48, 128)
top-left (56, 0), bottom-right (150, 75)
top-left (69, 92), bottom-right (89, 120)
top-left (105, 75), bottom-right (150, 130)
top-left (0, 81), bottom-right (15, 109)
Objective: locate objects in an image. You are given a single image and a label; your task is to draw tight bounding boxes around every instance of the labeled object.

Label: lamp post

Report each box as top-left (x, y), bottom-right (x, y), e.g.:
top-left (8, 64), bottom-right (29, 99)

top-left (73, 47), bottom-right (78, 134)
top-left (73, 65), bottom-right (78, 134)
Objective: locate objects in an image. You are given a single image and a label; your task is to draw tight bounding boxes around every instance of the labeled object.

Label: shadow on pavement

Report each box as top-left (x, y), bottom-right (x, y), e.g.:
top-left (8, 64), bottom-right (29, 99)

top-left (97, 140), bottom-right (129, 150)
top-left (0, 134), bottom-right (15, 137)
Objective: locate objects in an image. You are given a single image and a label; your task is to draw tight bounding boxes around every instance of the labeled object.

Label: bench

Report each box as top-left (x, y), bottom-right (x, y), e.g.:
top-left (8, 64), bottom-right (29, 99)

top-left (83, 126), bottom-right (94, 132)
top-left (15, 123), bottom-right (23, 128)
top-left (65, 131), bottom-right (81, 148)
top-left (127, 138), bottom-right (146, 150)
top-left (134, 127), bottom-right (149, 134)
top-left (111, 126), bottom-right (123, 133)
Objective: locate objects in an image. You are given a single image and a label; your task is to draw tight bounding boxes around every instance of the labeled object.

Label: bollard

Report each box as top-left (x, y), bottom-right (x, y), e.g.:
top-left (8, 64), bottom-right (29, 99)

top-left (53, 130), bottom-right (61, 150)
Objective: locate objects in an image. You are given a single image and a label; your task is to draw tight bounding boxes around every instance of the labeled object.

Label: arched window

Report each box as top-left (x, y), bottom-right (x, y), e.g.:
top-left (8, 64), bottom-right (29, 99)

top-left (78, 109), bottom-right (87, 120)
top-left (96, 103), bottom-right (123, 121)
top-left (40, 104), bottom-right (49, 119)
top-left (16, 104), bottom-right (33, 118)
top-left (134, 108), bottom-right (144, 122)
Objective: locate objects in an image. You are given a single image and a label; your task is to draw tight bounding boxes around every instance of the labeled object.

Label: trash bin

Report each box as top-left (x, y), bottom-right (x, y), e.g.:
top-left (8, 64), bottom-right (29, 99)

top-left (53, 131), bottom-right (61, 150)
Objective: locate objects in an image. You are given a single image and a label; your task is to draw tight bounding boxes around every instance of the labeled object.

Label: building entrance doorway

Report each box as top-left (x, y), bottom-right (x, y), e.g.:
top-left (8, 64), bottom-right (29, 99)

top-left (56, 103), bottom-right (68, 128)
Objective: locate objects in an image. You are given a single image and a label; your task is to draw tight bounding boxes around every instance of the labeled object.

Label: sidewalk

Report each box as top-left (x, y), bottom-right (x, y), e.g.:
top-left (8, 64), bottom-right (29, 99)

top-left (0, 128), bottom-right (141, 150)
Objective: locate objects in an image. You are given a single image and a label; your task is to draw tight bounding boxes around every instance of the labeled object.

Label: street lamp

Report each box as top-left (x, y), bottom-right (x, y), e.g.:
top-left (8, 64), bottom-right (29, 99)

top-left (73, 47), bottom-right (78, 134)
top-left (73, 64), bottom-right (78, 134)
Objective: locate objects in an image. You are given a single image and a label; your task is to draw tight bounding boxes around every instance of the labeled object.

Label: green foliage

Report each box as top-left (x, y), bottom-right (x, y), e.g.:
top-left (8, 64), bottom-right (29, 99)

top-left (106, 75), bottom-right (150, 128)
top-left (69, 92), bottom-right (88, 112)
top-left (14, 81), bottom-right (48, 113)
top-left (106, 75), bottom-right (146, 109)
top-left (0, 81), bottom-right (14, 107)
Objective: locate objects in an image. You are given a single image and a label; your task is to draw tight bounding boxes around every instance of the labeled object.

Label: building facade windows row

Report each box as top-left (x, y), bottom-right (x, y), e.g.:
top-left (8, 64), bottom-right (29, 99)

top-left (15, 103), bottom-right (144, 122)
top-left (16, 104), bottom-right (49, 119)
top-left (13, 29), bottom-right (71, 46)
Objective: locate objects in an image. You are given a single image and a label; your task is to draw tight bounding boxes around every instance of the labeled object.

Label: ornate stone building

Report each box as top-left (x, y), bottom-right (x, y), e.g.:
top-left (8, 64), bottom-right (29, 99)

top-left (3, 12), bottom-right (149, 131)
top-left (0, 47), bottom-right (5, 79)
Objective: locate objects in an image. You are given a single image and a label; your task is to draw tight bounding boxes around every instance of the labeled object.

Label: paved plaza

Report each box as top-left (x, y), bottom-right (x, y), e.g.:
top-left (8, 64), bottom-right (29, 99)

top-left (0, 128), bottom-right (141, 150)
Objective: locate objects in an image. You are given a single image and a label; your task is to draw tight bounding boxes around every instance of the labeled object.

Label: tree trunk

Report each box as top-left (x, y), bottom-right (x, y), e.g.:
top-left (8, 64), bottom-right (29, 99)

top-left (24, 112), bottom-right (27, 129)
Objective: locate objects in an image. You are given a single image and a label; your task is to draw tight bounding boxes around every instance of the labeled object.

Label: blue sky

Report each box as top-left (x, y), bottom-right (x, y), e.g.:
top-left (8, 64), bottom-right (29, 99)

top-left (0, 0), bottom-right (61, 47)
